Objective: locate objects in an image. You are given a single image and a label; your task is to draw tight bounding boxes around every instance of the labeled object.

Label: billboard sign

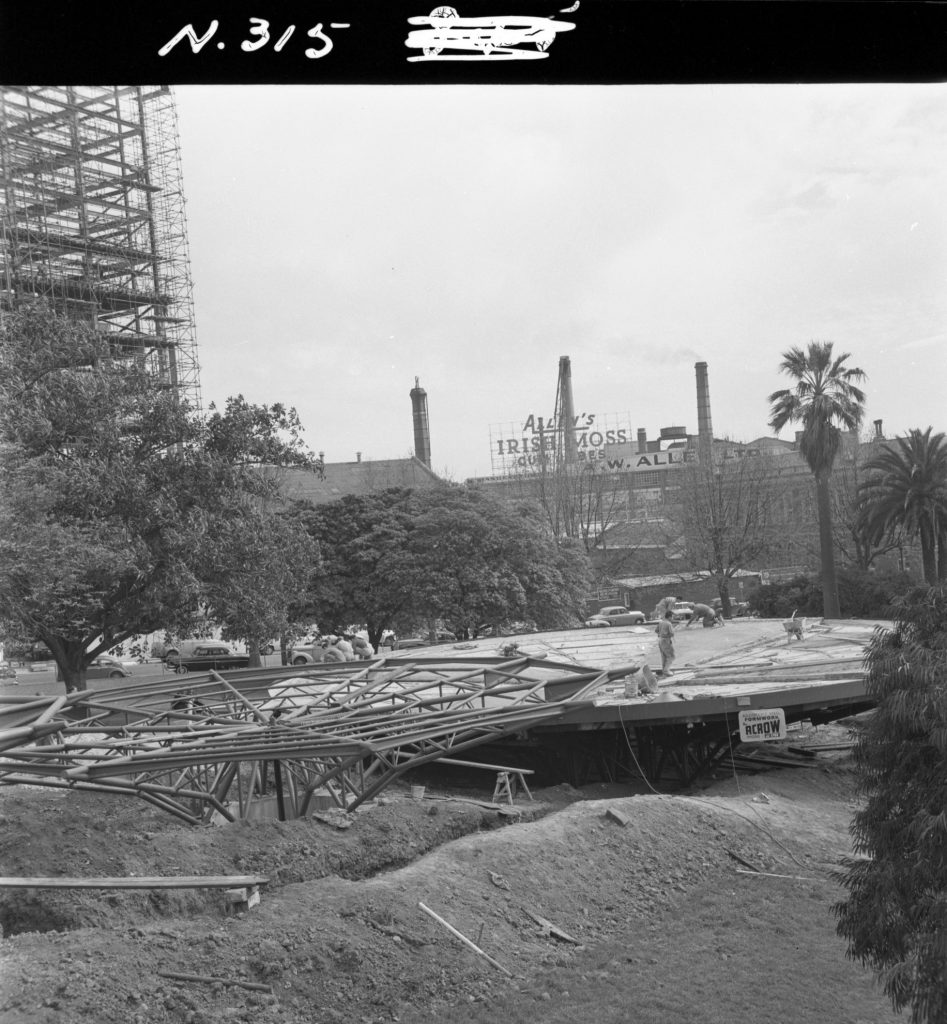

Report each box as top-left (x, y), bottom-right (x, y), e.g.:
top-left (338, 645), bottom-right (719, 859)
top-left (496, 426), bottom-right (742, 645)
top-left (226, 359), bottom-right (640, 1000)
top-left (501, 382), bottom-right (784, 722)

top-left (488, 412), bottom-right (636, 474)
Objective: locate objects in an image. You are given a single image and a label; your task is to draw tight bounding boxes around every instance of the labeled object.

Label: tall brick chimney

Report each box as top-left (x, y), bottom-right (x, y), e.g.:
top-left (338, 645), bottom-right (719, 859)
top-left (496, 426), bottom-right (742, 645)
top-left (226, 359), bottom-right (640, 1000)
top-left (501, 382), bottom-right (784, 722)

top-left (409, 377), bottom-right (431, 467)
top-left (695, 361), bottom-right (713, 454)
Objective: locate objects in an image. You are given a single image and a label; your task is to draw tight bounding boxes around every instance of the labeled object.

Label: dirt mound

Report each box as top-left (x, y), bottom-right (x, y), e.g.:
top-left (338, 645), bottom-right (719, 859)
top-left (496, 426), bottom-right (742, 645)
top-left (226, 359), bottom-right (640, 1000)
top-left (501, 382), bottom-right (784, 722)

top-left (0, 758), bottom-right (895, 1024)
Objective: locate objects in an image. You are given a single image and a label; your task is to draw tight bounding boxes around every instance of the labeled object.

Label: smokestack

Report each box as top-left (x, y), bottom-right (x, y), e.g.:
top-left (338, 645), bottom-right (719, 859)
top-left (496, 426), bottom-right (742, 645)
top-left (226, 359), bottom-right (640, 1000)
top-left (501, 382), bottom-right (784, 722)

top-left (637, 428), bottom-right (648, 453)
top-left (409, 377), bottom-right (431, 467)
top-left (356, 452), bottom-right (362, 463)
top-left (873, 419), bottom-right (884, 440)
top-left (558, 355), bottom-right (578, 464)
top-left (695, 361), bottom-right (713, 454)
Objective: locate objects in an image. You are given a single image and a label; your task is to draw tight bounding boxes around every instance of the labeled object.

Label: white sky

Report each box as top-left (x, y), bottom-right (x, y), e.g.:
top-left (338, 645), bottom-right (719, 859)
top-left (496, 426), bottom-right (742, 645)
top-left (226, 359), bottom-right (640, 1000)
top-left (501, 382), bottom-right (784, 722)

top-left (174, 84), bottom-right (947, 480)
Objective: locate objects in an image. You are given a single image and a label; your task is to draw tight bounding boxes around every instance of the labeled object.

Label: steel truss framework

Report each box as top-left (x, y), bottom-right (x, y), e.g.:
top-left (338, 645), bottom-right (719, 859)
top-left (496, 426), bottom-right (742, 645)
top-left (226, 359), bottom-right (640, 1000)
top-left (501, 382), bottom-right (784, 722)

top-left (0, 656), bottom-right (623, 825)
top-left (0, 85), bottom-right (201, 409)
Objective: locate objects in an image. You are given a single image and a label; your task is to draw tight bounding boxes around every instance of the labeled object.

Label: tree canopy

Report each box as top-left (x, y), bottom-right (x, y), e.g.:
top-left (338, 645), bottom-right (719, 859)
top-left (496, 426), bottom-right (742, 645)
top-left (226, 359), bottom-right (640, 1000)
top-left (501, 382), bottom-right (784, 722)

top-left (0, 305), bottom-right (320, 689)
top-left (768, 341), bottom-right (866, 617)
top-left (294, 484), bottom-right (592, 644)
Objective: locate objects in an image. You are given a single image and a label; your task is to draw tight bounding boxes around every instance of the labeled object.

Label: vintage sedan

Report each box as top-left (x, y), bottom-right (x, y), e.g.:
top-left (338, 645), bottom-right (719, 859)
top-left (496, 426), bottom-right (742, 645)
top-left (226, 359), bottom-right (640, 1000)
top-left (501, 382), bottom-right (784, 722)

top-left (671, 602), bottom-right (696, 622)
top-left (86, 655), bottom-right (131, 680)
top-left (165, 643), bottom-right (250, 675)
top-left (584, 606), bottom-right (647, 627)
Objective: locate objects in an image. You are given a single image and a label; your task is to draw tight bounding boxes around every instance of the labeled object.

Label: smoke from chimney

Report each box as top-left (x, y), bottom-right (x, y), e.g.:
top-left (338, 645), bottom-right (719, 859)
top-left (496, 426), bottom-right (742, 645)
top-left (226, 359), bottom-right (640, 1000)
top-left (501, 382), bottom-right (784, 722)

top-left (409, 377), bottom-right (432, 467)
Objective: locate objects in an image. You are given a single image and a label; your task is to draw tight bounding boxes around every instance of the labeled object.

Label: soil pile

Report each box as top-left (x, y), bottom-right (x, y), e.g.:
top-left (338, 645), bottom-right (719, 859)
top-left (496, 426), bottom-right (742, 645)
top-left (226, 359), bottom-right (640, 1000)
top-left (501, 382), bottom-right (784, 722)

top-left (0, 735), bottom-right (896, 1024)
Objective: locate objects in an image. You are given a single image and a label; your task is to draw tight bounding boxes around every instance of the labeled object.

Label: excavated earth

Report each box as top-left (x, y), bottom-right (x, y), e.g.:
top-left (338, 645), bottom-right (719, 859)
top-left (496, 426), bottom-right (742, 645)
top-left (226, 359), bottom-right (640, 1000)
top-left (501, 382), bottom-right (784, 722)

top-left (0, 725), bottom-right (898, 1024)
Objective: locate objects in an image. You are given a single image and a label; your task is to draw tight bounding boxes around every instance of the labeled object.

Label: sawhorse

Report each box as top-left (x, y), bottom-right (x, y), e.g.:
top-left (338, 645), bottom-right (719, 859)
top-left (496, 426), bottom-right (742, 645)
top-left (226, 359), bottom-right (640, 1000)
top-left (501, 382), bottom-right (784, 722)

top-left (435, 757), bottom-right (534, 805)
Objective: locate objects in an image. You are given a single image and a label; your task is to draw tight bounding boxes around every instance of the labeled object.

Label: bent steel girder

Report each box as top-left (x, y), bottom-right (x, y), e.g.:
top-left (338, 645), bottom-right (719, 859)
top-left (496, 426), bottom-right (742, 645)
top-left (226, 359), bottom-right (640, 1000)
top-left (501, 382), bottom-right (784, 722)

top-left (0, 655), bottom-right (607, 822)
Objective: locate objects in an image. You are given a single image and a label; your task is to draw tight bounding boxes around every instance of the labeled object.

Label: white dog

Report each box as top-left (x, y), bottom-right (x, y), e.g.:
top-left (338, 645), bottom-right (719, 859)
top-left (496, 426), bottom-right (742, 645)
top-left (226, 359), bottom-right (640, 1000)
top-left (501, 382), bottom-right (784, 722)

top-left (782, 610), bottom-right (805, 642)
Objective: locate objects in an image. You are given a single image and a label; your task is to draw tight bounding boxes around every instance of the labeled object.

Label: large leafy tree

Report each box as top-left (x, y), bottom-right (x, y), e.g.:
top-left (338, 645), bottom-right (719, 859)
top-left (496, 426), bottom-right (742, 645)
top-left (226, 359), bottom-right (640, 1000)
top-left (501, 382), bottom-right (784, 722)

top-left (835, 584), bottom-right (947, 1023)
top-left (0, 305), bottom-right (319, 690)
top-left (205, 506), bottom-right (319, 668)
top-left (294, 489), bottom-right (420, 647)
top-left (406, 486), bottom-right (591, 638)
top-left (768, 341), bottom-right (867, 618)
top-left (858, 427), bottom-right (947, 585)
top-left (296, 485), bottom-right (592, 644)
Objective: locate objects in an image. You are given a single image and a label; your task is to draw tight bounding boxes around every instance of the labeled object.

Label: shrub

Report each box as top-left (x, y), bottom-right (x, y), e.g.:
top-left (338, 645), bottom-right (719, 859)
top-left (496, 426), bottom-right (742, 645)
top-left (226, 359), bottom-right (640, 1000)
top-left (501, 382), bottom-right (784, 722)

top-left (749, 567), bottom-right (915, 619)
top-left (749, 575), bottom-right (821, 618)
top-left (835, 584), bottom-right (947, 1022)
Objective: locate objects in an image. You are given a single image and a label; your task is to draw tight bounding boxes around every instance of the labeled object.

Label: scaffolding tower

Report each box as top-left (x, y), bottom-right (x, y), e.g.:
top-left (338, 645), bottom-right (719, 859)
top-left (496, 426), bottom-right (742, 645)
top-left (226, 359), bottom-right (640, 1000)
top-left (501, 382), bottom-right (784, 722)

top-left (0, 86), bottom-right (201, 409)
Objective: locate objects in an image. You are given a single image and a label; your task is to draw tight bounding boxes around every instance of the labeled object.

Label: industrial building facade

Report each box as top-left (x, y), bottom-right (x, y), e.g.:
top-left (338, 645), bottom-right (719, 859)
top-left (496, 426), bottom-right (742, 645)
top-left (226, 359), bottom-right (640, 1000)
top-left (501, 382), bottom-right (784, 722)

top-left (470, 360), bottom-right (915, 595)
top-left (0, 86), bottom-right (200, 408)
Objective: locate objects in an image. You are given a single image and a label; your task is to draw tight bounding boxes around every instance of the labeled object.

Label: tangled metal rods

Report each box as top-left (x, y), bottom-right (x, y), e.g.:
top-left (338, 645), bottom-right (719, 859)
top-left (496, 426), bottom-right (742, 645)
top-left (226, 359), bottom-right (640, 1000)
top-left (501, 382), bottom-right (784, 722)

top-left (0, 655), bottom-right (620, 824)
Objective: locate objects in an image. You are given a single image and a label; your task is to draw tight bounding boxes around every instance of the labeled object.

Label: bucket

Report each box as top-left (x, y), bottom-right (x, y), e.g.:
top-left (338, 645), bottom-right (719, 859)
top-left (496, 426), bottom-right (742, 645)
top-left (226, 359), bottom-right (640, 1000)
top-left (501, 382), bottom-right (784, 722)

top-left (410, 785), bottom-right (426, 801)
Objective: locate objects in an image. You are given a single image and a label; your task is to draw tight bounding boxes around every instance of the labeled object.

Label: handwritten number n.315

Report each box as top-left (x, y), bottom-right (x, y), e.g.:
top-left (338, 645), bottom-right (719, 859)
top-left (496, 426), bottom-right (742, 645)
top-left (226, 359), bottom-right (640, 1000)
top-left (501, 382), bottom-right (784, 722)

top-left (158, 20), bottom-right (336, 57)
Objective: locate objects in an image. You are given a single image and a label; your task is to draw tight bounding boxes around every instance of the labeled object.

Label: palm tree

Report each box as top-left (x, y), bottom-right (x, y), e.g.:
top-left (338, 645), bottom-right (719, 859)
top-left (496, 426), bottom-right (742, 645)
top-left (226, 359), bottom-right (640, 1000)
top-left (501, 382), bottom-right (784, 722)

top-left (768, 341), bottom-right (867, 618)
top-left (858, 427), bottom-right (947, 585)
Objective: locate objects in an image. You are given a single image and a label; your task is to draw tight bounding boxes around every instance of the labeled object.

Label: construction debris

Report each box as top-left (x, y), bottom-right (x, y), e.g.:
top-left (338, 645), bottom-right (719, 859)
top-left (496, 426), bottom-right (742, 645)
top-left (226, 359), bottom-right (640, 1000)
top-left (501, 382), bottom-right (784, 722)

top-left (418, 901), bottom-right (513, 977)
top-left (156, 970), bottom-right (273, 994)
top-left (523, 907), bottom-right (581, 944)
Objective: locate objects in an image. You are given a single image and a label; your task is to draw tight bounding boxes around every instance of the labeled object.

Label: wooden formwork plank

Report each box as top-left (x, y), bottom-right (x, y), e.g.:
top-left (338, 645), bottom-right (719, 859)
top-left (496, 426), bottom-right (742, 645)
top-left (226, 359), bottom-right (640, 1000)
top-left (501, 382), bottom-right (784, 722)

top-left (0, 874), bottom-right (269, 889)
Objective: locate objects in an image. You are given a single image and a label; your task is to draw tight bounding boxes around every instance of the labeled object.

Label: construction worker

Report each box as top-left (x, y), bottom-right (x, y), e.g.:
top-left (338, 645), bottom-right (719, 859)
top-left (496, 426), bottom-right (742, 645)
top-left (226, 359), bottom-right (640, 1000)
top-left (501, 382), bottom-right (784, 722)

top-left (686, 603), bottom-right (724, 628)
top-left (351, 635), bottom-right (375, 660)
top-left (656, 609), bottom-right (676, 676)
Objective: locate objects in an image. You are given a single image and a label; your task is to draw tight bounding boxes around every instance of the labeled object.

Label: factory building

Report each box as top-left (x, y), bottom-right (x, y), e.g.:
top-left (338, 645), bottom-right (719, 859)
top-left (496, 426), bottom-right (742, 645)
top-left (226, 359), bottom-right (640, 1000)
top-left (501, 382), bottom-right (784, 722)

top-left (468, 359), bottom-right (915, 591)
top-left (273, 378), bottom-right (440, 505)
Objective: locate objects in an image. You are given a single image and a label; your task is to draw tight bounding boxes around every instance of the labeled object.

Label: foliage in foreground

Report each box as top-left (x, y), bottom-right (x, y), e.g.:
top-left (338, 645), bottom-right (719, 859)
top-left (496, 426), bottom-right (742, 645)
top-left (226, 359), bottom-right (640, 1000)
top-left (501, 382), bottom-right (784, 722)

top-left (835, 585), bottom-right (947, 1023)
top-left (0, 306), bottom-right (318, 688)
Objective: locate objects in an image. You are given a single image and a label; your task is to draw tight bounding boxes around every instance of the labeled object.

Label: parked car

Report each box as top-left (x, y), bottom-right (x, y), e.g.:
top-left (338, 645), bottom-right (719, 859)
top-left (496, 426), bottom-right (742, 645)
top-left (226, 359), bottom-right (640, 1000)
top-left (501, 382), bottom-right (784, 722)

top-left (165, 643), bottom-right (250, 675)
top-left (712, 598), bottom-right (750, 617)
top-left (156, 637), bottom-right (275, 660)
top-left (157, 639), bottom-right (206, 661)
top-left (287, 643), bottom-right (325, 666)
top-left (584, 606), bottom-right (647, 628)
top-left (671, 602), bottom-right (695, 622)
top-left (394, 637), bottom-right (430, 650)
top-left (477, 620), bottom-right (537, 638)
top-left (86, 655), bottom-right (131, 680)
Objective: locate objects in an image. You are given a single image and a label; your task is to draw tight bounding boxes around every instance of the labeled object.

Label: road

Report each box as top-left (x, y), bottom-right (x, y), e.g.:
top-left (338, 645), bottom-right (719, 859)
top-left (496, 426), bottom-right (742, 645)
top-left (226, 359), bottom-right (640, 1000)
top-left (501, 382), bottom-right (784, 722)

top-left (0, 653), bottom-right (286, 700)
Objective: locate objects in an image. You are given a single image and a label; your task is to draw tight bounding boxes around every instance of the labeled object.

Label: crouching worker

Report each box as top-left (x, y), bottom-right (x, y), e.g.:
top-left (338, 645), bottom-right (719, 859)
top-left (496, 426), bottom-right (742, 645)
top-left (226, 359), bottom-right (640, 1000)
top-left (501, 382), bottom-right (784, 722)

top-left (351, 635), bottom-right (375, 660)
top-left (686, 602), bottom-right (724, 628)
